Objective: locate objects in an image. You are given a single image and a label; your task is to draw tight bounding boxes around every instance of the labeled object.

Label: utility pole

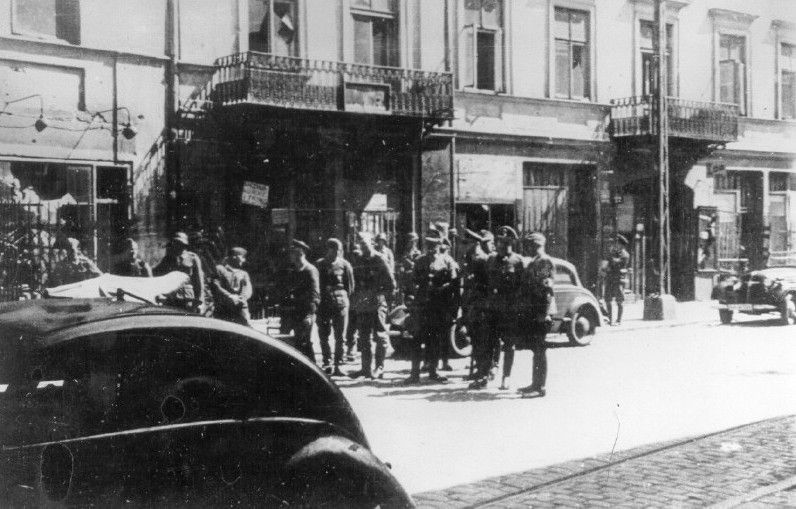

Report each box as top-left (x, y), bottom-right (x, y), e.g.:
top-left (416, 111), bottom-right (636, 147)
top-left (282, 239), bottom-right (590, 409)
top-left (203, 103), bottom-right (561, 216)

top-left (644, 0), bottom-right (676, 319)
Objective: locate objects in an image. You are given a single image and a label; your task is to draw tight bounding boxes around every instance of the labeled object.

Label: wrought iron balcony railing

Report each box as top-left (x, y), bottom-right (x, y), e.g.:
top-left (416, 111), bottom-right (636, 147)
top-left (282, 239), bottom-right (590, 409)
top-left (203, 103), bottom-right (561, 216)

top-left (610, 96), bottom-right (739, 143)
top-left (212, 52), bottom-right (454, 120)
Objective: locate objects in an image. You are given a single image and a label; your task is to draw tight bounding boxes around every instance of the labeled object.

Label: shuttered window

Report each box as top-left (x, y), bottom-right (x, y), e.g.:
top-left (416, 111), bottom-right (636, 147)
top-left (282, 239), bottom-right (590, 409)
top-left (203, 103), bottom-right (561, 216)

top-left (459, 0), bottom-right (504, 91)
top-left (640, 21), bottom-right (674, 97)
top-left (782, 43), bottom-right (796, 120)
top-left (719, 34), bottom-right (746, 115)
top-left (554, 7), bottom-right (590, 100)
top-left (12, 0), bottom-right (80, 45)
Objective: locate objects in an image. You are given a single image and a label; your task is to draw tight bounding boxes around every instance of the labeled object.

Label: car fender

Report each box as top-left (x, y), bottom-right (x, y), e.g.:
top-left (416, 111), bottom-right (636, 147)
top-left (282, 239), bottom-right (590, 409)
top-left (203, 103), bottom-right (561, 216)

top-left (565, 294), bottom-right (603, 325)
top-left (283, 435), bottom-right (415, 508)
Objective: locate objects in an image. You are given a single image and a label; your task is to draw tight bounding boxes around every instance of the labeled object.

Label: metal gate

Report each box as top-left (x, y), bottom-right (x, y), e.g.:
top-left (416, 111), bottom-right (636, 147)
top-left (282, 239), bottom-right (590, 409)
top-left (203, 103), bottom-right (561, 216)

top-left (521, 187), bottom-right (568, 259)
top-left (714, 191), bottom-right (743, 272)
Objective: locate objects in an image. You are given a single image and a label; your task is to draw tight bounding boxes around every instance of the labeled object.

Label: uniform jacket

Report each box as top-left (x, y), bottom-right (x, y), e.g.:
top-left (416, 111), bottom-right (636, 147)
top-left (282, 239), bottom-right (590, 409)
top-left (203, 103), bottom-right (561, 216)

top-left (374, 245), bottom-right (395, 274)
top-left (316, 256), bottom-right (355, 311)
top-left (351, 253), bottom-right (395, 313)
top-left (486, 251), bottom-right (525, 312)
top-left (607, 248), bottom-right (630, 284)
top-left (413, 251), bottom-right (459, 309)
top-left (290, 262), bottom-right (320, 317)
top-left (213, 263), bottom-right (253, 312)
top-left (523, 253), bottom-right (557, 320)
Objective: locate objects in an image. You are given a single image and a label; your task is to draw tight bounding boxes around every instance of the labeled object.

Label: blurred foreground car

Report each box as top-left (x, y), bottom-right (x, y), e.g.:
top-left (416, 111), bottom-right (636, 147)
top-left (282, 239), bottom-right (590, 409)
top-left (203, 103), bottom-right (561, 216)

top-left (713, 266), bottom-right (796, 325)
top-left (0, 297), bottom-right (413, 507)
top-left (388, 257), bottom-right (601, 355)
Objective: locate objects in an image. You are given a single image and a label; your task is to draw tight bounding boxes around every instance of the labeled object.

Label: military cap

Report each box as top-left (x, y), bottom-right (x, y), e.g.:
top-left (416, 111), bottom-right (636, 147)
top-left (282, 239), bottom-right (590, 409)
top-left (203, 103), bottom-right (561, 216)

top-left (424, 229), bottom-right (444, 244)
top-left (448, 228), bottom-right (458, 238)
top-left (357, 231), bottom-right (373, 244)
top-left (291, 239), bottom-right (310, 254)
top-left (375, 232), bottom-right (388, 242)
top-left (406, 231), bottom-right (419, 241)
top-left (526, 232), bottom-right (547, 246)
top-left (496, 225), bottom-right (519, 240)
top-left (229, 246), bottom-right (247, 256)
top-left (615, 234), bottom-right (630, 246)
top-left (171, 231), bottom-right (189, 246)
top-left (66, 237), bottom-right (81, 252)
top-left (465, 228), bottom-right (484, 243)
top-left (123, 238), bottom-right (138, 249)
top-left (479, 230), bottom-right (495, 242)
top-left (326, 237), bottom-right (343, 250)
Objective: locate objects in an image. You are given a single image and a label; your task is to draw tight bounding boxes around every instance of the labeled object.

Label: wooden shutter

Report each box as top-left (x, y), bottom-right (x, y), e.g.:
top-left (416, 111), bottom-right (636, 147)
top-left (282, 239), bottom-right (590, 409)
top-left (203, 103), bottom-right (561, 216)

top-left (494, 27), bottom-right (504, 92)
top-left (56, 0), bottom-right (80, 45)
top-left (458, 24), bottom-right (476, 88)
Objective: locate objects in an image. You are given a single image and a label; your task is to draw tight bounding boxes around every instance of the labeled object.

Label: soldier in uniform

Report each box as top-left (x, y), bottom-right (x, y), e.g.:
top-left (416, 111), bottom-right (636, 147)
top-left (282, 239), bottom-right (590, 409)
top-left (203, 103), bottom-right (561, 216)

top-left (464, 230), bottom-right (499, 388)
top-left (517, 232), bottom-right (556, 397)
top-left (604, 234), bottom-right (630, 325)
top-left (478, 226), bottom-right (525, 391)
top-left (397, 231), bottom-right (421, 302)
top-left (50, 237), bottom-right (102, 286)
top-left (212, 246), bottom-right (253, 326)
top-left (111, 238), bottom-right (152, 278)
top-left (405, 230), bottom-right (459, 384)
top-left (344, 243), bottom-right (363, 362)
top-left (374, 232), bottom-right (395, 275)
top-left (349, 233), bottom-right (395, 379)
top-left (287, 239), bottom-right (320, 362)
top-left (153, 232), bottom-right (206, 313)
top-left (316, 238), bottom-right (355, 376)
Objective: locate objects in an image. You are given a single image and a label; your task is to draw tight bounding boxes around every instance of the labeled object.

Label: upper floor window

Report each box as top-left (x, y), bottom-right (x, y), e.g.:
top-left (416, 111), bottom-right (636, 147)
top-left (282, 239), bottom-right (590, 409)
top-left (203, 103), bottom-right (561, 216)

top-left (781, 43), bottom-right (796, 120)
top-left (11, 0), bottom-right (80, 45)
top-left (249, 0), bottom-right (298, 56)
top-left (718, 34), bottom-right (746, 115)
top-left (554, 7), bottom-right (590, 100)
top-left (352, 0), bottom-right (399, 67)
top-left (459, 0), bottom-right (504, 91)
top-left (640, 21), bottom-right (674, 97)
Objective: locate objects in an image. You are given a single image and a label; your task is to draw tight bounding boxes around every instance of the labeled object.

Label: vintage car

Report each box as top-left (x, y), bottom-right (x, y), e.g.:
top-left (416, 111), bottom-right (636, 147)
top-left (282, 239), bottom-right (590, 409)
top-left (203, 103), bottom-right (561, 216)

top-left (388, 257), bottom-right (602, 355)
top-left (0, 298), bottom-right (413, 508)
top-left (712, 266), bottom-right (796, 325)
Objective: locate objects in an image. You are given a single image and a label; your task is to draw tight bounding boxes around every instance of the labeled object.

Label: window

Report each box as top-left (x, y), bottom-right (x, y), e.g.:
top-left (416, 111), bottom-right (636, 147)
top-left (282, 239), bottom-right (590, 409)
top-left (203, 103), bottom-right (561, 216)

top-left (249, 0), bottom-right (298, 56)
top-left (781, 43), bottom-right (796, 120)
top-left (11, 0), bottom-right (80, 45)
top-left (352, 0), bottom-right (398, 67)
top-left (719, 34), bottom-right (746, 114)
top-left (459, 0), bottom-right (504, 91)
top-left (640, 21), bottom-right (674, 97)
top-left (554, 7), bottom-right (590, 100)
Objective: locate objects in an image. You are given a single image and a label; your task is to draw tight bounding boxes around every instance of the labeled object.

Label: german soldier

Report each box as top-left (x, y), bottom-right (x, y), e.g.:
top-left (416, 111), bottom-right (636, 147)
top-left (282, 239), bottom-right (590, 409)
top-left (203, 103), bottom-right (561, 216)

top-left (482, 226), bottom-right (525, 391)
top-left (212, 246), bottom-right (253, 326)
top-left (349, 233), bottom-right (395, 379)
top-left (316, 238), bottom-right (355, 376)
top-left (465, 229), bottom-right (499, 388)
top-left (517, 232), bottom-right (556, 398)
top-left (153, 232), bottom-right (205, 313)
top-left (287, 239), bottom-right (320, 362)
top-left (604, 234), bottom-right (630, 325)
top-left (405, 230), bottom-right (459, 384)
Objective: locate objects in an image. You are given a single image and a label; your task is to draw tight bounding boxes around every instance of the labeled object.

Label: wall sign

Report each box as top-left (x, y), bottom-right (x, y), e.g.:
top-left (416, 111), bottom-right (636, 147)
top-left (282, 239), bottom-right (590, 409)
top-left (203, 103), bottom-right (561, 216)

top-left (344, 83), bottom-right (390, 113)
top-left (241, 181), bottom-right (269, 209)
top-left (271, 208), bottom-right (290, 225)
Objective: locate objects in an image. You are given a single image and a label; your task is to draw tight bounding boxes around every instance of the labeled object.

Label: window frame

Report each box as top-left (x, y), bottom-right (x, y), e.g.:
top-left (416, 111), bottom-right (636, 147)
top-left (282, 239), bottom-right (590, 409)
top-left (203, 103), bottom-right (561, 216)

top-left (247, 0), bottom-right (300, 56)
top-left (709, 9), bottom-right (757, 117)
top-left (717, 33), bottom-right (748, 115)
top-left (549, 2), bottom-right (595, 101)
top-left (10, 0), bottom-right (81, 45)
top-left (350, 0), bottom-right (400, 67)
top-left (773, 19), bottom-right (796, 121)
top-left (637, 20), bottom-right (676, 98)
top-left (458, 0), bottom-right (505, 92)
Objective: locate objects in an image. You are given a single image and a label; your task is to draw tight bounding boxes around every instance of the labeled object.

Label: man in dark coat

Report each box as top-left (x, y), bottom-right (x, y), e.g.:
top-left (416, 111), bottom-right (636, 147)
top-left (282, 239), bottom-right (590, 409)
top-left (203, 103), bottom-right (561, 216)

top-left (287, 239), bottom-right (320, 362)
top-left (112, 238), bottom-right (152, 278)
top-left (212, 246), bottom-right (253, 326)
top-left (473, 226), bottom-right (525, 391)
top-left (604, 234), bottom-right (630, 325)
top-left (464, 229), bottom-right (498, 386)
top-left (316, 238), bottom-right (355, 376)
top-left (517, 232), bottom-right (556, 398)
top-left (349, 233), bottom-right (395, 379)
top-left (344, 243), bottom-right (363, 362)
top-left (405, 230), bottom-right (459, 384)
top-left (153, 232), bottom-right (205, 313)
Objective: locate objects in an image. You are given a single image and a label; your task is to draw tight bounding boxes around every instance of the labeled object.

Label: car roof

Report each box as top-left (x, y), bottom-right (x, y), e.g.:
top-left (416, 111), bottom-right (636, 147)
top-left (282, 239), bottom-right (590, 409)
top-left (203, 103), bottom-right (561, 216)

top-left (551, 257), bottom-right (576, 272)
top-left (0, 298), bottom-right (188, 340)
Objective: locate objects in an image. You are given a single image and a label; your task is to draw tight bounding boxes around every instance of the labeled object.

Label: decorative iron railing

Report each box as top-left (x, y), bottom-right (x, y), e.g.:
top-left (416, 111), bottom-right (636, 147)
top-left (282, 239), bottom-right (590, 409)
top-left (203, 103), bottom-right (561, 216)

top-left (610, 96), bottom-right (739, 142)
top-left (212, 52), bottom-right (454, 120)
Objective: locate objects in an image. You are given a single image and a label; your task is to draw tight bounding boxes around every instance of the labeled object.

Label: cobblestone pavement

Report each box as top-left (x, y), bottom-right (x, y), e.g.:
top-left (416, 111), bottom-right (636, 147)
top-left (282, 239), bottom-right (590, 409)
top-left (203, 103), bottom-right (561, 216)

top-left (413, 416), bottom-right (796, 508)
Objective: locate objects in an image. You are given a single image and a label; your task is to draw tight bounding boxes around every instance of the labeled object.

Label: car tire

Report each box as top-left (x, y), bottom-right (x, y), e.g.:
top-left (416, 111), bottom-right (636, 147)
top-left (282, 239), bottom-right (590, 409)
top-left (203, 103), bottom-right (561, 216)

top-left (567, 306), bottom-right (596, 346)
top-left (780, 294), bottom-right (796, 326)
top-left (449, 321), bottom-right (472, 358)
top-left (719, 309), bottom-right (734, 324)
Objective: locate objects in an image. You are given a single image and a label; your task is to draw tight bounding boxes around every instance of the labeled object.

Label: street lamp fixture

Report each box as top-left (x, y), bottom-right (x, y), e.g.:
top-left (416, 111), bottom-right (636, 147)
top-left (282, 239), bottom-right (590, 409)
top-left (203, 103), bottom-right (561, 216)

top-left (1, 94), bottom-right (47, 132)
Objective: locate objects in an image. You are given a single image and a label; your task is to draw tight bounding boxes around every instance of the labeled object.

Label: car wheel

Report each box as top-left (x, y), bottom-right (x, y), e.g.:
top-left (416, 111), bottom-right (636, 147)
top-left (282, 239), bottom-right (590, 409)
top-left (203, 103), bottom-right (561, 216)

top-left (449, 322), bottom-right (472, 358)
top-left (567, 306), bottom-right (596, 346)
top-left (780, 294), bottom-right (796, 326)
top-left (719, 309), bottom-right (734, 324)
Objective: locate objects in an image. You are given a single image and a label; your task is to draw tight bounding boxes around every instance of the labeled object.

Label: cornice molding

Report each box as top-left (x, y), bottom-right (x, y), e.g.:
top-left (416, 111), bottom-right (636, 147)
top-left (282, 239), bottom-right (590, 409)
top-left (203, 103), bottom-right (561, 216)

top-left (708, 8), bottom-right (758, 31)
top-left (630, 0), bottom-right (690, 14)
top-left (772, 19), bottom-right (796, 37)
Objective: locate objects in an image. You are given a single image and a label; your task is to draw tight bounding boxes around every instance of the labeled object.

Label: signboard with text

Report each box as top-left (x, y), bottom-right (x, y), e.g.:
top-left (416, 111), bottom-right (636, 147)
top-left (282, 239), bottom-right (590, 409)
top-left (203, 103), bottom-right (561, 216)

top-left (241, 181), bottom-right (269, 209)
top-left (344, 83), bottom-right (391, 113)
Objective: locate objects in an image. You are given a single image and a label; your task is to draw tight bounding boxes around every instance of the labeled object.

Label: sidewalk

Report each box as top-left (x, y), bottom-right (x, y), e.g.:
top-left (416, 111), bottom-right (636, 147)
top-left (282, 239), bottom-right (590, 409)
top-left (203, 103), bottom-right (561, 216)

top-left (600, 298), bottom-right (720, 334)
top-left (413, 415), bottom-right (796, 508)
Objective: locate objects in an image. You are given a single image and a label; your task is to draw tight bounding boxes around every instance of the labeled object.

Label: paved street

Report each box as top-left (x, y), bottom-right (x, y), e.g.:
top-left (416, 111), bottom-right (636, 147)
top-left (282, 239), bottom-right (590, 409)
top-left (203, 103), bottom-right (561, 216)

top-left (329, 308), bottom-right (796, 499)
